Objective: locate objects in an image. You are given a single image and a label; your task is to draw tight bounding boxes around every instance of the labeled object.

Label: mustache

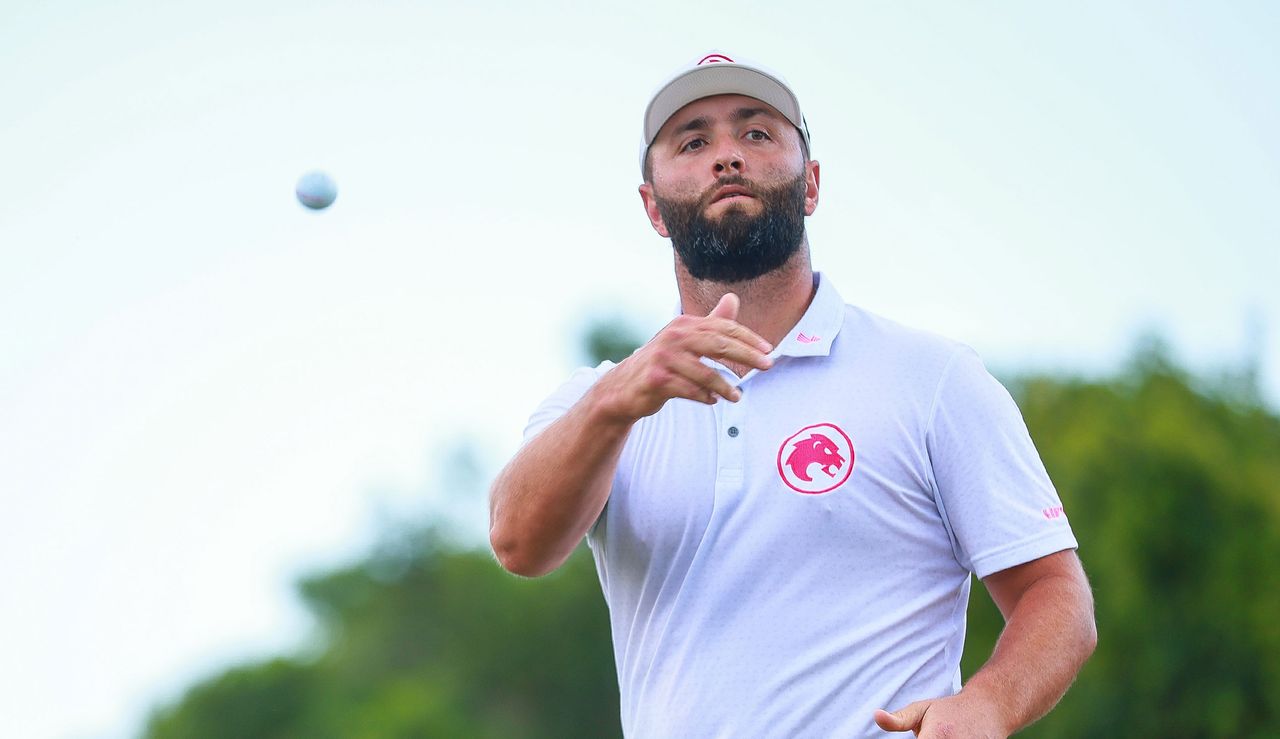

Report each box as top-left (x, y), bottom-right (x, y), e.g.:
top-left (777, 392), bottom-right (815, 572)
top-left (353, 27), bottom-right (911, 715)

top-left (699, 175), bottom-right (760, 207)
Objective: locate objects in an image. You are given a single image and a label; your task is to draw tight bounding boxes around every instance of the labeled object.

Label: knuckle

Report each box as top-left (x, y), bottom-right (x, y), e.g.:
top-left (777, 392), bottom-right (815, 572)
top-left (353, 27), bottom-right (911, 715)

top-left (644, 367), bottom-right (670, 387)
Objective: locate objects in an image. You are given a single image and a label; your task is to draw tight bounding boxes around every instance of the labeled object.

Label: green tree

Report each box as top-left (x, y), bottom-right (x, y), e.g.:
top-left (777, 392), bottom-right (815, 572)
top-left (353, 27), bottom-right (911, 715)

top-left (145, 531), bottom-right (618, 739)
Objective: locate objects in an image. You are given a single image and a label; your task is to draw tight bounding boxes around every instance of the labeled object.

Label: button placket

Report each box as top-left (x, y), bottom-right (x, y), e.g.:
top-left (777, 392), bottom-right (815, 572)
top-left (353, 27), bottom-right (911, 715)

top-left (718, 377), bottom-right (747, 485)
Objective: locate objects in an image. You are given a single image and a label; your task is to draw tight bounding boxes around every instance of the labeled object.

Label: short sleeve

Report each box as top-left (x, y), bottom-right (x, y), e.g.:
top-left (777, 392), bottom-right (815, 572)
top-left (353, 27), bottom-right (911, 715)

top-left (926, 347), bottom-right (1077, 579)
top-left (522, 361), bottom-right (616, 445)
top-left (522, 362), bottom-right (617, 544)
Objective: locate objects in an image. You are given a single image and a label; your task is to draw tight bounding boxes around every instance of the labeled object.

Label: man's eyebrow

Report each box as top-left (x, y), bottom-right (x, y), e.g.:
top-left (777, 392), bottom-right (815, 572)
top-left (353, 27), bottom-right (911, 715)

top-left (729, 107), bottom-right (775, 122)
top-left (668, 107), bottom-right (780, 138)
top-left (671, 115), bottom-right (711, 136)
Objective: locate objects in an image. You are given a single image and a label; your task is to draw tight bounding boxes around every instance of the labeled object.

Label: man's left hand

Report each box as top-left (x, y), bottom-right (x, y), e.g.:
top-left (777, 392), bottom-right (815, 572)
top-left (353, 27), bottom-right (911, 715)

top-left (873, 693), bottom-right (1008, 738)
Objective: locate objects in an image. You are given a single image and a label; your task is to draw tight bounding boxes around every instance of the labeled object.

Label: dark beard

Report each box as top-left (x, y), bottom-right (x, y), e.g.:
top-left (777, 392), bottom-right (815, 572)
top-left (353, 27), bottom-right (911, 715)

top-left (654, 173), bottom-right (808, 283)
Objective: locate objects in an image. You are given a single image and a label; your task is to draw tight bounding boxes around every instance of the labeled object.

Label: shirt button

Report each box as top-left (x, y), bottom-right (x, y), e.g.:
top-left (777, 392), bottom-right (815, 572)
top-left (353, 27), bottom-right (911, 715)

top-left (727, 426), bottom-right (739, 438)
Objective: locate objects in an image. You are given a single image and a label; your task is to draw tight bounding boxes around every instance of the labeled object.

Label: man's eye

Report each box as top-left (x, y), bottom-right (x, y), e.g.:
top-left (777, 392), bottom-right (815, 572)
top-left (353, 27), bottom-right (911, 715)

top-left (746, 130), bottom-right (771, 142)
top-left (682, 138), bottom-right (706, 152)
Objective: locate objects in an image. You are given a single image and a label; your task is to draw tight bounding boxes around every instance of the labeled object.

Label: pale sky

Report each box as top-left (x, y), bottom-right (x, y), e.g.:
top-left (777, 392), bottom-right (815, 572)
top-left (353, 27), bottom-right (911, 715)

top-left (2, 2), bottom-right (1277, 737)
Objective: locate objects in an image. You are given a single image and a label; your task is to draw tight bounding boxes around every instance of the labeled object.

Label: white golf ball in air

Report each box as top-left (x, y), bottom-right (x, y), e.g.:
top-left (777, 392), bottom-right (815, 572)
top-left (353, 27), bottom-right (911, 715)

top-left (296, 171), bottom-right (338, 210)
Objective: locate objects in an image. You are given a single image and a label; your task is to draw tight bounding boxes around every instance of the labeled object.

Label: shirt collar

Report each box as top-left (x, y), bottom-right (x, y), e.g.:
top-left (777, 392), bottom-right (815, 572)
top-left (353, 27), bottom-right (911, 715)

top-left (772, 271), bottom-right (845, 358)
top-left (673, 272), bottom-right (846, 360)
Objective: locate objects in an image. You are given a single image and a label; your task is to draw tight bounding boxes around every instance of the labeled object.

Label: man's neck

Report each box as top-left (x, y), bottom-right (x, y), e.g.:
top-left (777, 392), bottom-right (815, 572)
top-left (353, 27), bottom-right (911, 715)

top-left (675, 244), bottom-right (817, 376)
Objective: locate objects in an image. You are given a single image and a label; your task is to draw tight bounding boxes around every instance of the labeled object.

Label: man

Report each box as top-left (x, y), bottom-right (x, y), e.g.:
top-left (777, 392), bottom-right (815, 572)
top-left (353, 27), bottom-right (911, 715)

top-left (490, 52), bottom-right (1096, 738)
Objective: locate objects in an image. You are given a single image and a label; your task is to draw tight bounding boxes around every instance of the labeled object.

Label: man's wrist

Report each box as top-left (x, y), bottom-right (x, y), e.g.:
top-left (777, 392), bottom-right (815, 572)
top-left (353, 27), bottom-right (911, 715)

top-left (583, 378), bottom-right (642, 430)
top-left (955, 675), bottom-right (1018, 737)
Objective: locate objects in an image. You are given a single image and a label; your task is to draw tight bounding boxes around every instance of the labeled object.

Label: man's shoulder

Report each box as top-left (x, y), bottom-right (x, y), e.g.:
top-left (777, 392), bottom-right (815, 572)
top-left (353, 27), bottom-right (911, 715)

top-left (837, 302), bottom-right (968, 366)
top-left (560, 360), bottom-right (618, 393)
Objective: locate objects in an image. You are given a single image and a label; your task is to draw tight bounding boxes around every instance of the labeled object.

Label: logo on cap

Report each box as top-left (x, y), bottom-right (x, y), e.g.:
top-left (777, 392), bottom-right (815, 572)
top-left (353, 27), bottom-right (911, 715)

top-left (698, 53), bottom-right (735, 65)
top-left (776, 423), bottom-right (855, 494)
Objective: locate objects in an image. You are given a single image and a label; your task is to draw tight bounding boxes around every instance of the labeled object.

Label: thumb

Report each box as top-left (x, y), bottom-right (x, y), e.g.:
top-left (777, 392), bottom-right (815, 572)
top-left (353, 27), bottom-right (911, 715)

top-left (709, 292), bottom-right (739, 321)
top-left (873, 701), bottom-right (929, 734)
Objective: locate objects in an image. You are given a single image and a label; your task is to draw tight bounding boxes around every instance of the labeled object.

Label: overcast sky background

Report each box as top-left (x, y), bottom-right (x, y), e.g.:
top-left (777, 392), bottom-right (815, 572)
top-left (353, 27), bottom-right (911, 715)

top-left (2, 2), bottom-right (1277, 737)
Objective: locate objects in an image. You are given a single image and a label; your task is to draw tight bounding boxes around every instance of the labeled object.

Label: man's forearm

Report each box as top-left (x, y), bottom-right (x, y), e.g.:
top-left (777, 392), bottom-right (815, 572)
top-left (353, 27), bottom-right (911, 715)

top-left (488, 386), bottom-right (633, 577)
top-left (963, 569), bottom-right (1097, 734)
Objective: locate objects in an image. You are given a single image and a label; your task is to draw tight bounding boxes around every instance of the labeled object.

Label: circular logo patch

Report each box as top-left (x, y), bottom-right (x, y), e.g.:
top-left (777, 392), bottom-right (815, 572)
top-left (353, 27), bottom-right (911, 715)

top-left (776, 423), bottom-right (855, 495)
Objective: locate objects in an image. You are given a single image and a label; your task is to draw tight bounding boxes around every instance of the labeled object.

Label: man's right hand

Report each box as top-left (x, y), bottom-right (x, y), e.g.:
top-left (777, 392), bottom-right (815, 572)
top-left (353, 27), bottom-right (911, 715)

top-left (489, 293), bottom-right (772, 577)
top-left (592, 293), bottom-right (775, 422)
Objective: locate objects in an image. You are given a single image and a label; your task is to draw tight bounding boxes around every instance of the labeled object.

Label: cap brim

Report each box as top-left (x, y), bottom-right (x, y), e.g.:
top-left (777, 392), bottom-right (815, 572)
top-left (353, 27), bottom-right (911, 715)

top-left (643, 63), bottom-right (807, 147)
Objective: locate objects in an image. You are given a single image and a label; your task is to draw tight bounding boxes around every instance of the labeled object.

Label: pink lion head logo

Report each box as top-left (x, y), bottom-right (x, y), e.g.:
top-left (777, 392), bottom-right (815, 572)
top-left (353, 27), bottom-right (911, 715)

top-left (776, 423), bottom-right (855, 495)
top-left (784, 434), bottom-right (845, 482)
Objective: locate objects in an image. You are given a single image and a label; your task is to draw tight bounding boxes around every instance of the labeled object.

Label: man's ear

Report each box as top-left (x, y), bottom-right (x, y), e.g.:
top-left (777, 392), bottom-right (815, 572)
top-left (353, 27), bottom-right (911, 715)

top-left (803, 160), bottom-right (820, 216)
top-left (638, 183), bottom-right (670, 237)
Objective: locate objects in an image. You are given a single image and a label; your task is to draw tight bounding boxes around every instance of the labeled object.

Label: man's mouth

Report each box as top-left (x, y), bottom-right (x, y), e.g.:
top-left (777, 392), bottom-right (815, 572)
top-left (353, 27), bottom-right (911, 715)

top-left (710, 184), bottom-right (755, 204)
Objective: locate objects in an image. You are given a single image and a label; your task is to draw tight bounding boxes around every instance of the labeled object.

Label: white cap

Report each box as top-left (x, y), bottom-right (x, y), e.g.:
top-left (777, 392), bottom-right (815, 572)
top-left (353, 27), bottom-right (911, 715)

top-left (641, 51), bottom-right (811, 173)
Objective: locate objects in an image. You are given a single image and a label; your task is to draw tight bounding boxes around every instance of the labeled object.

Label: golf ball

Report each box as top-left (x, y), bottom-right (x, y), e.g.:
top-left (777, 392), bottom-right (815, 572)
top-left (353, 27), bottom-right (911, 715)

top-left (295, 171), bottom-right (338, 210)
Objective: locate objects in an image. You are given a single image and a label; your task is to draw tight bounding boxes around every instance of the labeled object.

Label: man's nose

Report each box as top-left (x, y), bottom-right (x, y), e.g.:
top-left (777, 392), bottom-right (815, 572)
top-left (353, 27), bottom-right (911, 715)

top-left (713, 143), bottom-right (744, 174)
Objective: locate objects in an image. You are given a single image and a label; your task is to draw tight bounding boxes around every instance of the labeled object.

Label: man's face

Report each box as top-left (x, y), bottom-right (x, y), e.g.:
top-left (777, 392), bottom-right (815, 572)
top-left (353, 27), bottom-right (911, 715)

top-left (639, 94), bottom-right (820, 283)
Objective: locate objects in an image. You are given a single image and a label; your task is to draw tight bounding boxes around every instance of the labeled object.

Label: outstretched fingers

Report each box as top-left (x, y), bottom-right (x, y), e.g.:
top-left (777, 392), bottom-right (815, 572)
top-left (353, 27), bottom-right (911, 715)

top-left (643, 363), bottom-right (723, 405)
top-left (667, 356), bottom-right (742, 402)
top-left (690, 331), bottom-right (773, 372)
top-left (605, 295), bottom-right (778, 420)
top-left (707, 293), bottom-right (772, 354)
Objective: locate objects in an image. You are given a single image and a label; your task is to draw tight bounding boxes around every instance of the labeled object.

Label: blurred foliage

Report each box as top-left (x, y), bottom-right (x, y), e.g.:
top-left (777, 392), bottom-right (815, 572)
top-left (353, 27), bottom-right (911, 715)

top-left (581, 318), bottom-right (646, 366)
top-left (964, 339), bottom-right (1280, 738)
top-left (144, 532), bottom-right (617, 739)
top-left (144, 328), bottom-right (1280, 738)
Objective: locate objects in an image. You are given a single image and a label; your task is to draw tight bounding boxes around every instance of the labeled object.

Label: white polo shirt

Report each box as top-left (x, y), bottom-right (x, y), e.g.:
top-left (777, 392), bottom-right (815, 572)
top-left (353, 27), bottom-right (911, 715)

top-left (523, 273), bottom-right (1077, 738)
